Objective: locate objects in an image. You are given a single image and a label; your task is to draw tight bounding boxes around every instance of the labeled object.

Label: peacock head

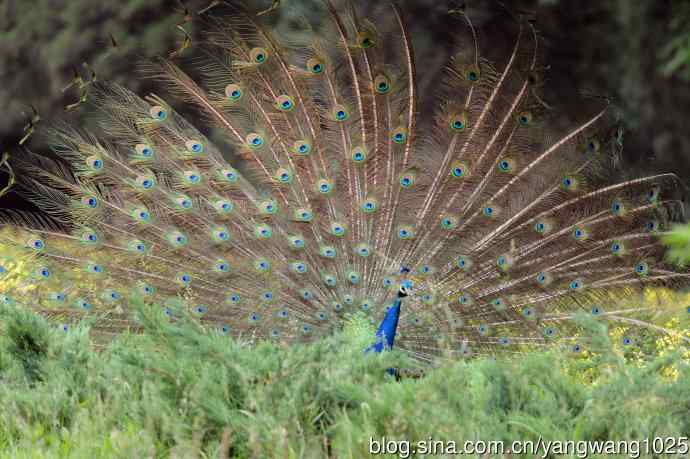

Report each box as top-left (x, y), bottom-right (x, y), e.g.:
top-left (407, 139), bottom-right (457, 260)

top-left (398, 279), bottom-right (413, 298)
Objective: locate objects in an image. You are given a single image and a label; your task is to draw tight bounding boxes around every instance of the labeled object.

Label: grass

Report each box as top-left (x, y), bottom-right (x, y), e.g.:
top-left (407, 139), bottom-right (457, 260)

top-left (0, 300), bottom-right (689, 459)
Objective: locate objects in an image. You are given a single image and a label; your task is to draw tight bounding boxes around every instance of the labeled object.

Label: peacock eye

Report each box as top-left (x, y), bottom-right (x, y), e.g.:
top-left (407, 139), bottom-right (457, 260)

top-left (87, 156), bottom-right (104, 170)
top-left (185, 140), bottom-right (204, 154)
top-left (30, 238), bottom-right (45, 250)
top-left (333, 105), bottom-right (349, 122)
top-left (374, 75), bottom-right (391, 94)
top-left (391, 127), bottom-right (408, 144)
top-left (635, 261), bottom-right (649, 275)
top-left (250, 47), bottom-right (269, 63)
top-left (357, 31), bottom-right (375, 48)
top-left (517, 111), bottom-right (533, 126)
top-left (324, 274), bottom-right (336, 286)
top-left (399, 170), bottom-right (416, 189)
top-left (82, 196), bottom-right (98, 208)
top-left (136, 174), bottom-right (156, 190)
top-left (317, 179), bottom-right (333, 193)
top-left (450, 112), bottom-right (468, 131)
top-left (150, 105), bottom-right (167, 120)
top-left (255, 259), bottom-right (271, 272)
top-left (295, 208), bottom-right (313, 221)
top-left (585, 137), bottom-right (601, 153)
top-left (351, 146), bottom-right (367, 163)
top-left (246, 133), bottom-right (264, 148)
top-left (275, 168), bottom-right (292, 183)
top-left (456, 256), bottom-right (472, 270)
top-left (450, 161), bottom-right (468, 178)
top-left (307, 58), bottom-right (324, 74)
top-left (646, 220), bottom-right (659, 231)
top-left (465, 65), bottom-right (480, 81)
top-left (225, 84), bottom-right (243, 101)
top-left (331, 222), bottom-right (346, 236)
top-left (219, 168), bottom-right (239, 182)
top-left (256, 224), bottom-right (273, 239)
top-left (293, 140), bottom-right (312, 155)
top-left (276, 95), bottom-right (295, 111)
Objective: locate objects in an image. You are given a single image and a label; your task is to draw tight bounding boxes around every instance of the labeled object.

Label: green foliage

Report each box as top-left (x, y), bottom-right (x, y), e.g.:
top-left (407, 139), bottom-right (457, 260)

top-left (662, 223), bottom-right (690, 267)
top-left (660, 1), bottom-right (690, 80)
top-left (1, 301), bottom-right (689, 458)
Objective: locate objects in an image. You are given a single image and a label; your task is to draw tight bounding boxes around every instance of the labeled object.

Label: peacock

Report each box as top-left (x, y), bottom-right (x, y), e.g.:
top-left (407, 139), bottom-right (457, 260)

top-left (1, 0), bottom-right (689, 364)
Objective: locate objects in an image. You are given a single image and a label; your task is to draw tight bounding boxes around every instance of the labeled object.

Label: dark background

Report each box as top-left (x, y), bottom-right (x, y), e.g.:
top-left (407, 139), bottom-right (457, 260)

top-left (2, 0), bottom-right (690, 211)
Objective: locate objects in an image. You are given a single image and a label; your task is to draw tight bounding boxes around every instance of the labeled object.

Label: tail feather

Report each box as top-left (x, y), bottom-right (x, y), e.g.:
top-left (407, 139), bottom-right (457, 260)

top-left (0, 1), bottom-right (687, 360)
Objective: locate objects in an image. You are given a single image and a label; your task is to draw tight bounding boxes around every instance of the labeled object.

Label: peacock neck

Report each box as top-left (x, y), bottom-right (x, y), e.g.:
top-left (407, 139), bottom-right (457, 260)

top-left (366, 297), bottom-right (402, 354)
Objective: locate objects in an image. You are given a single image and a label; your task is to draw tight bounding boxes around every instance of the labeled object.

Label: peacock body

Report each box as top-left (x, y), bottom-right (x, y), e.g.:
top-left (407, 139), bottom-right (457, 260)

top-left (1, 0), bottom-right (688, 362)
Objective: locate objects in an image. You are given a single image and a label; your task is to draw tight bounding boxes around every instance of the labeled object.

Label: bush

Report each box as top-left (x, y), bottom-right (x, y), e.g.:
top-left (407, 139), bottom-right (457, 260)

top-left (0, 300), bottom-right (689, 458)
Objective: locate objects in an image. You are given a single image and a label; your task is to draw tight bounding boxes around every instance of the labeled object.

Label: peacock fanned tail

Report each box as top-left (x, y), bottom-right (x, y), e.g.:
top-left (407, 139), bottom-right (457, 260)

top-left (1, 0), bottom-right (688, 361)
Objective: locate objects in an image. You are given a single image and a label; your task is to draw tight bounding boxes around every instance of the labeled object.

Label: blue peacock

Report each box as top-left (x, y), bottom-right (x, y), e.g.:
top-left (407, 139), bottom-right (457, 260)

top-left (1, 0), bottom-right (688, 362)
